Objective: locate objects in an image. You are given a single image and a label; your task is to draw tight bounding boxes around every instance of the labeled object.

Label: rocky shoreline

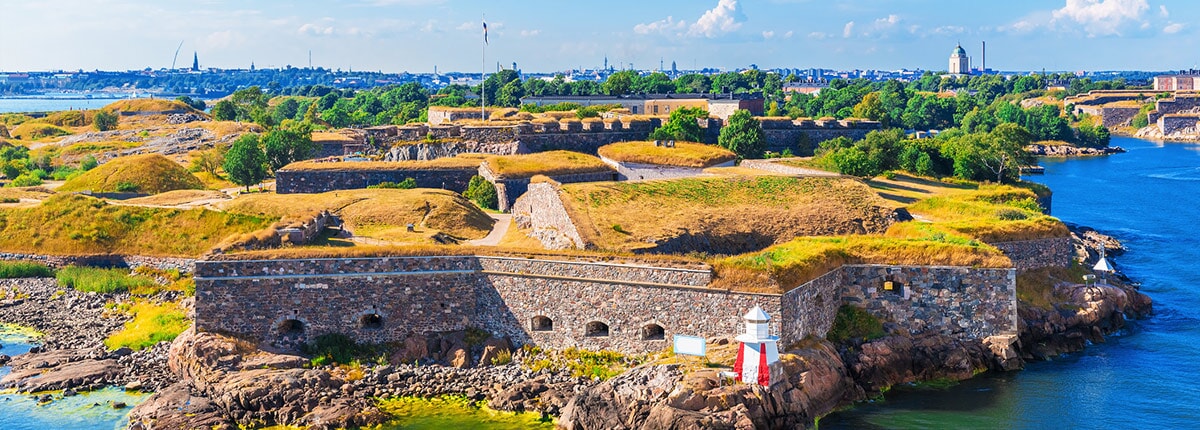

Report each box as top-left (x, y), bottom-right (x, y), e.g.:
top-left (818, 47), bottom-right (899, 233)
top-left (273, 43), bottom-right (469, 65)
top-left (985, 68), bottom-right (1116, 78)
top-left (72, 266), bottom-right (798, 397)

top-left (0, 278), bottom-right (176, 393)
top-left (0, 225), bottom-right (1154, 429)
top-left (1026, 143), bottom-right (1126, 157)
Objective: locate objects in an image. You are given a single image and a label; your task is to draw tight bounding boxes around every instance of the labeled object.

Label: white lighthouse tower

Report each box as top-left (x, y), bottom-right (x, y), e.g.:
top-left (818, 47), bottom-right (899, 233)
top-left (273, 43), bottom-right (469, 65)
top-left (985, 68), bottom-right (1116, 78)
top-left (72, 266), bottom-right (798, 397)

top-left (733, 306), bottom-right (784, 387)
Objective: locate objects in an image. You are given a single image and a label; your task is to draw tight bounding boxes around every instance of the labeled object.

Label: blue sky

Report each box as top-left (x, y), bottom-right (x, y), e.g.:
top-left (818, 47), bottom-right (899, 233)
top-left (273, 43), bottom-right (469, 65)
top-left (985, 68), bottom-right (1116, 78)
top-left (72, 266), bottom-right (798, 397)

top-left (1, 0), bottom-right (1196, 73)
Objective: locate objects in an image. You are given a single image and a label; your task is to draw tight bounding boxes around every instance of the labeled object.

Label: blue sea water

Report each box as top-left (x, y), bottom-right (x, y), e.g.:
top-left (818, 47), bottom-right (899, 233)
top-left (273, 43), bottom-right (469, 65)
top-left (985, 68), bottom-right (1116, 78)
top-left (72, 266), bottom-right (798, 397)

top-left (0, 326), bottom-right (149, 430)
top-left (0, 98), bottom-right (120, 113)
top-left (823, 136), bottom-right (1200, 428)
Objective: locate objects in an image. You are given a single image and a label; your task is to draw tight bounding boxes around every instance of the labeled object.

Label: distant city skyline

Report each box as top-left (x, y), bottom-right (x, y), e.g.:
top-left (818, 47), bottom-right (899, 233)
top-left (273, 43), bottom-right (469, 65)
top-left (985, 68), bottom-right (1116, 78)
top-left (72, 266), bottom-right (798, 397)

top-left (1, 0), bottom-right (1197, 73)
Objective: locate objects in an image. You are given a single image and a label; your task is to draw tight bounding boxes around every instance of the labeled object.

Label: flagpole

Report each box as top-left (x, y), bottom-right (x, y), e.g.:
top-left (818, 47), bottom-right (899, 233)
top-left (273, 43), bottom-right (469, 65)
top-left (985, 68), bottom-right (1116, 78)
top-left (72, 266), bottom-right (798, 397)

top-left (481, 14), bottom-right (487, 121)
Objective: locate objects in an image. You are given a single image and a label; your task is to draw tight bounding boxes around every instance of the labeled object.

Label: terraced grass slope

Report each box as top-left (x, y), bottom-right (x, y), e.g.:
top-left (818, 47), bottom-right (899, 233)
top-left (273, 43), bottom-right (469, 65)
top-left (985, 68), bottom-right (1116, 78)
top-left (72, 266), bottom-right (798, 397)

top-left (57, 153), bottom-right (205, 194)
top-left (560, 176), bottom-right (902, 255)
top-left (598, 141), bottom-right (737, 167)
top-left (484, 151), bottom-right (612, 179)
top-left (0, 194), bottom-right (272, 256)
top-left (218, 188), bottom-right (494, 243)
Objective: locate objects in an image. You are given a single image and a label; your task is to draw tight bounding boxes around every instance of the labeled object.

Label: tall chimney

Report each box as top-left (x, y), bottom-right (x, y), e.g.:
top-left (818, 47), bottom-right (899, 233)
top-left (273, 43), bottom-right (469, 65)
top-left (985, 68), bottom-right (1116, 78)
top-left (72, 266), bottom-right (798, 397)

top-left (982, 41), bottom-right (986, 72)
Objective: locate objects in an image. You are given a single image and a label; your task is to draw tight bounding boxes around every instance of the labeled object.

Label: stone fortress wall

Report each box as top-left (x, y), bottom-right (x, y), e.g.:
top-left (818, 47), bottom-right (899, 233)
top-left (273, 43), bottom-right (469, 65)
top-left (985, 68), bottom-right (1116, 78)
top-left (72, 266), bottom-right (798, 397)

top-left (193, 238), bottom-right (1061, 354)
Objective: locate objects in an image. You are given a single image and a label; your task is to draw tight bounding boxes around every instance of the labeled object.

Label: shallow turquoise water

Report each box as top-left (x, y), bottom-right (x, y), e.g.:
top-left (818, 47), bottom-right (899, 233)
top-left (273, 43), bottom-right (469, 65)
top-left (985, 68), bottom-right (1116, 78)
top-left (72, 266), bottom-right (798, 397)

top-left (0, 325), bottom-right (150, 430)
top-left (824, 136), bottom-right (1200, 428)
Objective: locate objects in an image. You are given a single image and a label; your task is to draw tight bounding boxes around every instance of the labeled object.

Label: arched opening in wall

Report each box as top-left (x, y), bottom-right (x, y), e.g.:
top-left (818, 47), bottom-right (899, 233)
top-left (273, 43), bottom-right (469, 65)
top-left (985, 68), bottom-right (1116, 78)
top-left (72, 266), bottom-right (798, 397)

top-left (359, 313), bottom-right (383, 330)
top-left (277, 319), bottom-right (305, 336)
top-left (640, 324), bottom-right (665, 341)
top-left (531, 316), bottom-right (553, 332)
top-left (585, 321), bottom-right (610, 337)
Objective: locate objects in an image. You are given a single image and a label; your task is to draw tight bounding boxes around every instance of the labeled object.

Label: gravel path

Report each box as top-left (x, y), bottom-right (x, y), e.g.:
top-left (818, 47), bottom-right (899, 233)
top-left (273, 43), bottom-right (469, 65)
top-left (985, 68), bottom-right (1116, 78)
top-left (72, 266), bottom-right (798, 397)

top-left (468, 214), bottom-right (512, 246)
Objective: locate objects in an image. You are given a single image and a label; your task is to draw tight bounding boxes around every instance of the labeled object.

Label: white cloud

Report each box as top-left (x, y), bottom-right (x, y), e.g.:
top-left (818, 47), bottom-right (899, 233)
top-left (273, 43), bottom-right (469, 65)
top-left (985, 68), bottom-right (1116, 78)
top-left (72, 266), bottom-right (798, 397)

top-left (808, 31), bottom-right (829, 40)
top-left (298, 23), bottom-right (335, 36)
top-left (1159, 5), bottom-right (1169, 17)
top-left (520, 29), bottom-right (541, 37)
top-left (874, 14), bottom-right (900, 28)
top-left (762, 30), bottom-right (775, 39)
top-left (634, 16), bottom-right (684, 35)
top-left (1050, 0), bottom-right (1149, 36)
top-left (783, 30), bottom-right (793, 39)
top-left (687, 0), bottom-right (745, 38)
top-left (202, 30), bottom-right (245, 49)
top-left (1164, 23), bottom-right (1185, 34)
top-left (842, 21), bottom-right (855, 38)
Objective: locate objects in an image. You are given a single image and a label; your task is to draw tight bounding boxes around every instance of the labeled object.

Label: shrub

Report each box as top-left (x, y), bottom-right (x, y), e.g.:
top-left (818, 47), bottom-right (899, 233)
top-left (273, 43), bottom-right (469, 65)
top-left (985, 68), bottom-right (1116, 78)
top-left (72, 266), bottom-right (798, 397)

top-left (827, 305), bottom-right (885, 343)
top-left (7, 172), bottom-right (43, 187)
top-left (464, 175), bottom-right (498, 210)
top-left (104, 301), bottom-right (190, 350)
top-left (0, 261), bottom-right (54, 278)
top-left (366, 178), bottom-right (417, 189)
top-left (115, 181), bottom-right (139, 192)
top-left (55, 266), bottom-right (155, 294)
top-left (94, 110), bottom-right (119, 131)
top-left (302, 333), bottom-right (385, 366)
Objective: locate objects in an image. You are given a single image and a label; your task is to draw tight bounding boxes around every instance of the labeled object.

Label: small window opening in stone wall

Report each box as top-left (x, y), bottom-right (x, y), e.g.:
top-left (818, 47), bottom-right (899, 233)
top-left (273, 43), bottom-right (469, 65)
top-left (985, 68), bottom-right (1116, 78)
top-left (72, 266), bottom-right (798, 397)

top-left (585, 321), bottom-right (610, 337)
top-left (640, 324), bottom-right (665, 341)
top-left (360, 313), bottom-right (383, 329)
top-left (278, 319), bottom-right (305, 336)
top-left (532, 316), bottom-right (553, 331)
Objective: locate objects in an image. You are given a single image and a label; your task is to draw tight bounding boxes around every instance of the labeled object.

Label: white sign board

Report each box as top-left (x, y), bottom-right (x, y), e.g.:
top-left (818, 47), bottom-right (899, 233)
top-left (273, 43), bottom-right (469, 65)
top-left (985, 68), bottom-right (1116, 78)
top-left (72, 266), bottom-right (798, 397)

top-left (673, 335), bottom-right (707, 357)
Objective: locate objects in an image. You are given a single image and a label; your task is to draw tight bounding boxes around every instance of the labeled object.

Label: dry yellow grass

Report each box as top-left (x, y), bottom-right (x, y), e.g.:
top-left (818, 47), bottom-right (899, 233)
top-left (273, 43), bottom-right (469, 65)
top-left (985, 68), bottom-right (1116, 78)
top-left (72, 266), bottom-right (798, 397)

top-left (0, 194), bottom-right (271, 257)
top-left (218, 188), bottom-right (494, 241)
top-left (103, 99), bottom-right (194, 113)
top-left (598, 141), bottom-right (736, 168)
top-left (213, 243), bottom-right (708, 269)
top-left (483, 151), bottom-right (612, 179)
top-left (312, 131), bottom-right (359, 143)
top-left (121, 190), bottom-right (230, 206)
top-left (866, 173), bottom-right (978, 207)
top-left (280, 156), bottom-right (482, 172)
top-left (58, 153), bottom-right (204, 194)
top-left (10, 123), bottom-right (71, 140)
top-left (904, 183), bottom-right (1068, 242)
top-left (714, 233), bottom-right (1011, 294)
top-left (0, 186), bottom-right (55, 201)
top-left (195, 121), bottom-right (261, 138)
top-left (561, 176), bottom-right (897, 253)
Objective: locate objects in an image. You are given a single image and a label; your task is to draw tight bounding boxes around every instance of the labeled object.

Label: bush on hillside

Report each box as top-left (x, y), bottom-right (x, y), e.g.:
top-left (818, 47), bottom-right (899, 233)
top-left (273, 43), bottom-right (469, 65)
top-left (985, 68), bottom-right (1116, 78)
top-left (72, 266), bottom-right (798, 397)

top-left (0, 261), bottom-right (54, 278)
top-left (464, 175), bottom-right (498, 210)
top-left (94, 110), bottom-right (119, 131)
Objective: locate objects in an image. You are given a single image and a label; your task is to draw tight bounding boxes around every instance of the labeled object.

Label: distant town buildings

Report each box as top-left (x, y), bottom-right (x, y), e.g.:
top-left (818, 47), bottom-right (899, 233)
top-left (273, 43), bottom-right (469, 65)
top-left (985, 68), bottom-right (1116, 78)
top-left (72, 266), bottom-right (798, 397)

top-left (1153, 70), bottom-right (1200, 91)
top-left (520, 93), bottom-right (764, 120)
top-left (782, 78), bottom-right (829, 96)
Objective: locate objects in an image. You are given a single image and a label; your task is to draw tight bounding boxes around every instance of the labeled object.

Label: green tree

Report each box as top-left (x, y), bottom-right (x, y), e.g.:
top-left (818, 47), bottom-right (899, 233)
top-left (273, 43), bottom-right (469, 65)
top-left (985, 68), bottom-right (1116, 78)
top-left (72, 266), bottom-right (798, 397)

top-left (262, 127), bottom-right (316, 172)
top-left (464, 175), bottom-right (498, 210)
top-left (211, 100), bottom-right (238, 121)
top-left (649, 107), bottom-right (708, 142)
top-left (603, 70), bottom-right (636, 96)
top-left (272, 98), bottom-right (301, 125)
top-left (851, 92), bottom-right (886, 124)
top-left (718, 109), bottom-right (766, 159)
top-left (222, 133), bottom-right (267, 191)
top-left (827, 146), bottom-right (876, 177)
top-left (175, 95), bottom-right (206, 110)
top-left (93, 110), bottom-right (118, 131)
top-left (496, 80), bottom-right (525, 107)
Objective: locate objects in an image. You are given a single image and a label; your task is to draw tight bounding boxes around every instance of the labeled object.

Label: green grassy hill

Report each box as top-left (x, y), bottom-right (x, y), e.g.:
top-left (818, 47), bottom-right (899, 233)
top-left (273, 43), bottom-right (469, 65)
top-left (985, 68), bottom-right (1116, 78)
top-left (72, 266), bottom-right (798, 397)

top-left (58, 153), bottom-right (205, 194)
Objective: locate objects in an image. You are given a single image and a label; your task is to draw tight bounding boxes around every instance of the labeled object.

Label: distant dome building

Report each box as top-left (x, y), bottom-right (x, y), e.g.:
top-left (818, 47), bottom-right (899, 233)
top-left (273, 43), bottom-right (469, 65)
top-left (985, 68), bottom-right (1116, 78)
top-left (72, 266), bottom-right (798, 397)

top-left (949, 44), bottom-right (970, 76)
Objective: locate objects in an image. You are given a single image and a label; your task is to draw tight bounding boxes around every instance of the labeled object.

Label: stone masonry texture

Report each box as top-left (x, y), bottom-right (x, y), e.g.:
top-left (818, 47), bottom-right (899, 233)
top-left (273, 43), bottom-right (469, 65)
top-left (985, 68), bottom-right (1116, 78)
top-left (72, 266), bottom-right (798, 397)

top-left (195, 255), bottom-right (1020, 355)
